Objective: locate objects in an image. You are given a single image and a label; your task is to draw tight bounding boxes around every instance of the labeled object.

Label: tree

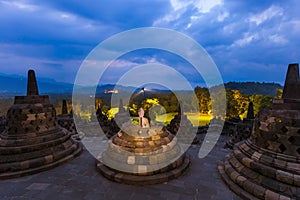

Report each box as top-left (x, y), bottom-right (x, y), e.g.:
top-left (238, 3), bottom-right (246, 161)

top-left (210, 89), bottom-right (226, 119)
top-left (276, 88), bottom-right (283, 99)
top-left (249, 94), bottom-right (273, 116)
top-left (194, 86), bottom-right (211, 114)
top-left (225, 89), bottom-right (248, 119)
top-left (141, 98), bottom-right (159, 120)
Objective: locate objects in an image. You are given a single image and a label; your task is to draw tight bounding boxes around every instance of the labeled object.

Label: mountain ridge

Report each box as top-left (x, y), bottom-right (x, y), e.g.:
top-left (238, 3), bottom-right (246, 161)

top-left (0, 74), bottom-right (283, 97)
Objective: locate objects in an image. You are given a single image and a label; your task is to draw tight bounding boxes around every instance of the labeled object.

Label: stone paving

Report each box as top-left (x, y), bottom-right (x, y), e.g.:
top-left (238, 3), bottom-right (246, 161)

top-left (0, 135), bottom-right (240, 200)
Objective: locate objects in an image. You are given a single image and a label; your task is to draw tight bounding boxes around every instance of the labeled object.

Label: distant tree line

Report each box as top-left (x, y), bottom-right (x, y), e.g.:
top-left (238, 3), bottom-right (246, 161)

top-left (194, 86), bottom-right (281, 119)
top-left (0, 84), bottom-right (282, 122)
top-left (47, 87), bottom-right (282, 121)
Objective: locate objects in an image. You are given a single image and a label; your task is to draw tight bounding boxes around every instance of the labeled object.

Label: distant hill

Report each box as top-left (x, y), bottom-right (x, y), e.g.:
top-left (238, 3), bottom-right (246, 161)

top-left (211, 82), bottom-right (283, 96)
top-left (0, 74), bottom-right (283, 97)
top-left (0, 75), bottom-right (73, 96)
top-left (0, 75), bottom-right (141, 96)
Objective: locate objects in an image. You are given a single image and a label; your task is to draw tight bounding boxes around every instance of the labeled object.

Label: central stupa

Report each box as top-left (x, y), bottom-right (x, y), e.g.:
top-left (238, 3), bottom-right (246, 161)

top-left (96, 106), bottom-right (190, 185)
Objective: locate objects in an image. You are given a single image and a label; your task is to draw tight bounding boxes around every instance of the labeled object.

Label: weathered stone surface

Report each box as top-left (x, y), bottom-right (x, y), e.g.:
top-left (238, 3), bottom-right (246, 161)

top-left (247, 102), bottom-right (255, 119)
top-left (96, 104), bottom-right (190, 185)
top-left (0, 116), bottom-right (6, 133)
top-left (225, 102), bottom-right (255, 149)
top-left (57, 100), bottom-right (77, 136)
top-left (218, 64), bottom-right (300, 199)
top-left (282, 63), bottom-right (300, 100)
top-left (27, 70), bottom-right (39, 96)
top-left (61, 99), bottom-right (68, 115)
top-left (0, 70), bottom-right (82, 179)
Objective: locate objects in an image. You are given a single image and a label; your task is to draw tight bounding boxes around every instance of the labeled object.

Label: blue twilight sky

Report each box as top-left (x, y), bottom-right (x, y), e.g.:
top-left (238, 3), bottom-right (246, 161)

top-left (0, 0), bottom-right (299, 87)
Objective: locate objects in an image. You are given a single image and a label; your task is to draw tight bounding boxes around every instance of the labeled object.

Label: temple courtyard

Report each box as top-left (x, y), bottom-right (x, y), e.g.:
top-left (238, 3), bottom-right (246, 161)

top-left (0, 134), bottom-right (240, 200)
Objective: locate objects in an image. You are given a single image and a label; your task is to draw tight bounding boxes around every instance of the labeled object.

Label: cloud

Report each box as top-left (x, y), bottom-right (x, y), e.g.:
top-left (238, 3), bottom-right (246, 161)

top-left (194, 0), bottom-right (223, 13)
top-left (217, 11), bottom-right (229, 22)
top-left (249, 5), bottom-right (283, 26)
top-left (232, 33), bottom-right (259, 47)
top-left (0, 0), bottom-right (300, 87)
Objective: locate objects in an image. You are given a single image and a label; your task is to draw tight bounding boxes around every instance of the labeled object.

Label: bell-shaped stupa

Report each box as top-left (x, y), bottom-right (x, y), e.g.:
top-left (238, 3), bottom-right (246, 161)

top-left (0, 70), bottom-right (82, 178)
top-left (167, 103), bottom-right (199, 144)
top-left (218, 64), bottom-right (300, 199)
top-left (57, 99), bottom-right (77, 135)
top-left (96, 103), bottom-right (190, 185)
top-left (225, 101), bottom-right (255, 149)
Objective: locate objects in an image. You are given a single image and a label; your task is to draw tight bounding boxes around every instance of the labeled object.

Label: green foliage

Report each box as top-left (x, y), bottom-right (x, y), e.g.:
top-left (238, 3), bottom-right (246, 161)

top-left (129, 103), bottom-right (138, 116)
top-left (226, 89), bottom-right (248, 119)
top-left (141, 98), bottom-right (159, 120)
top-left (249, 94), bottom-right (273, 116)
top-left (210, 89), bottom-right (226, 118)
top-left (276, 88), bottom-right (283, 99)
top-left (221, 82), bottom-right (282, 96)
top-left (106, 108), bottom-right (117, 120)
top-left (194, 86), bottom-right (211, 114)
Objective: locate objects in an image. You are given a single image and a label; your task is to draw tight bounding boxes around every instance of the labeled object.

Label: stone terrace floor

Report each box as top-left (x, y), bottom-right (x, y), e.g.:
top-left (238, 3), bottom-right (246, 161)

top-left (0, 135), bottom-right (241, 200)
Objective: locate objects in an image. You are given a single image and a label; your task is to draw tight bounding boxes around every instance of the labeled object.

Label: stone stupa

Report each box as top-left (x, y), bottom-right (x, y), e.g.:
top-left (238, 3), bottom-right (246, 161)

top-left (167, 103), bottom-right (199, 144)
top-left (218, 63), bottom-right (300, 199)
top-left (225, 102), bottom-right (255, 149)
top-left (96, 106), bottom-right (190, 185)
top-left (0, 70), bottom-right (82, 179)
top-left (57, 99), bottom-right (77, 135)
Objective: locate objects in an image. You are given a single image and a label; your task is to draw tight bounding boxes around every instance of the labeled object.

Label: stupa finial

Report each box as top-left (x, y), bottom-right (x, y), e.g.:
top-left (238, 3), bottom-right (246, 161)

top-left (62, 99), bottom-right (68, 115)
top-left (119, 99), bottom-right (125, 112)
top-left (282, 63), bottom-right (300, 100)
top-left (246, 101), bottom-right (254, 119)
top-left (27, 69), bottom-right (39, 96)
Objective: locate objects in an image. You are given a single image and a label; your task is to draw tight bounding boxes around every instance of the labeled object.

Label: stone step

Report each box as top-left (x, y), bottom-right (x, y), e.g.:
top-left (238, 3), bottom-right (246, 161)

top-left (102, 144), bottom-right (181, 165)
top-left (0, 130), bottom-right (67, 146)
top-left (0, 142), bottom-right (82, 179)
top-left (229, 154), bottom-right (300, 198)
top-left (0, 128), bottom-right (61, 139)
top-left (0, 131), bottom-right (71, 155)
top-left (0, 142), bottom-right (81, 173)
top-left (218, 161), bottom-right (259, 200)
top-left (101, 151), bottom-right (185, 176)
top-left (96, 154), bottom-right (190, 185)
top-left (222, 158), bottom-right (293, 199)
top-left (240, 141), bottom-right (300, 174)
top-left (0, 139), bottom-right (75, 163)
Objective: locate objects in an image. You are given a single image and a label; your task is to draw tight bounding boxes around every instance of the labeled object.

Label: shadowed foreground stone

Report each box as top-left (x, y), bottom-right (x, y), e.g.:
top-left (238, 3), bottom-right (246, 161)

top-left (0, 70), bottom-right (82, 179)
top-left (97, 104), bottom-right (190, 185)
top-left (218, 64), bottom-right (300, 199)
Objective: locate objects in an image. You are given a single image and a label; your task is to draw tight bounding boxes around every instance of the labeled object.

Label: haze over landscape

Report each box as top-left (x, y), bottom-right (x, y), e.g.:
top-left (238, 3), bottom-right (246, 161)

top-left (0, 0), bottom-right (299, 87)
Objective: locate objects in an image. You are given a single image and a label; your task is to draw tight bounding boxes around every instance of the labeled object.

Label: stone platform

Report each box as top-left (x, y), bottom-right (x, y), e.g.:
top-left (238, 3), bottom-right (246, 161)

top-left (96, 121), bottom-right (190, 185)
top-left (0, 135), bottom-right (240, 200)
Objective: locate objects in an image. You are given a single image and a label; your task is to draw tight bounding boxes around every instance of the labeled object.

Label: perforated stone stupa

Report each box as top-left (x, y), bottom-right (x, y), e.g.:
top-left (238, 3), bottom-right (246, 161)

top-left (225, 102), bottom-right (255, 149)
top-left (57, 99), bottom-right (77, 135)
top-left (96, 106), bottom-right (190, 185)
top-left (167, 104), bottom-right (199, 144)
top-left (218, 63), bottom-right (300, 199)
top-left (0, 70), bottom-right (82, 179)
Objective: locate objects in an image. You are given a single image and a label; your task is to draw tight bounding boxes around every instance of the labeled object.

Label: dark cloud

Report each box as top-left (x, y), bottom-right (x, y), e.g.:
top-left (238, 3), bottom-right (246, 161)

top-left (0, 0), bottom-right (299, 85)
